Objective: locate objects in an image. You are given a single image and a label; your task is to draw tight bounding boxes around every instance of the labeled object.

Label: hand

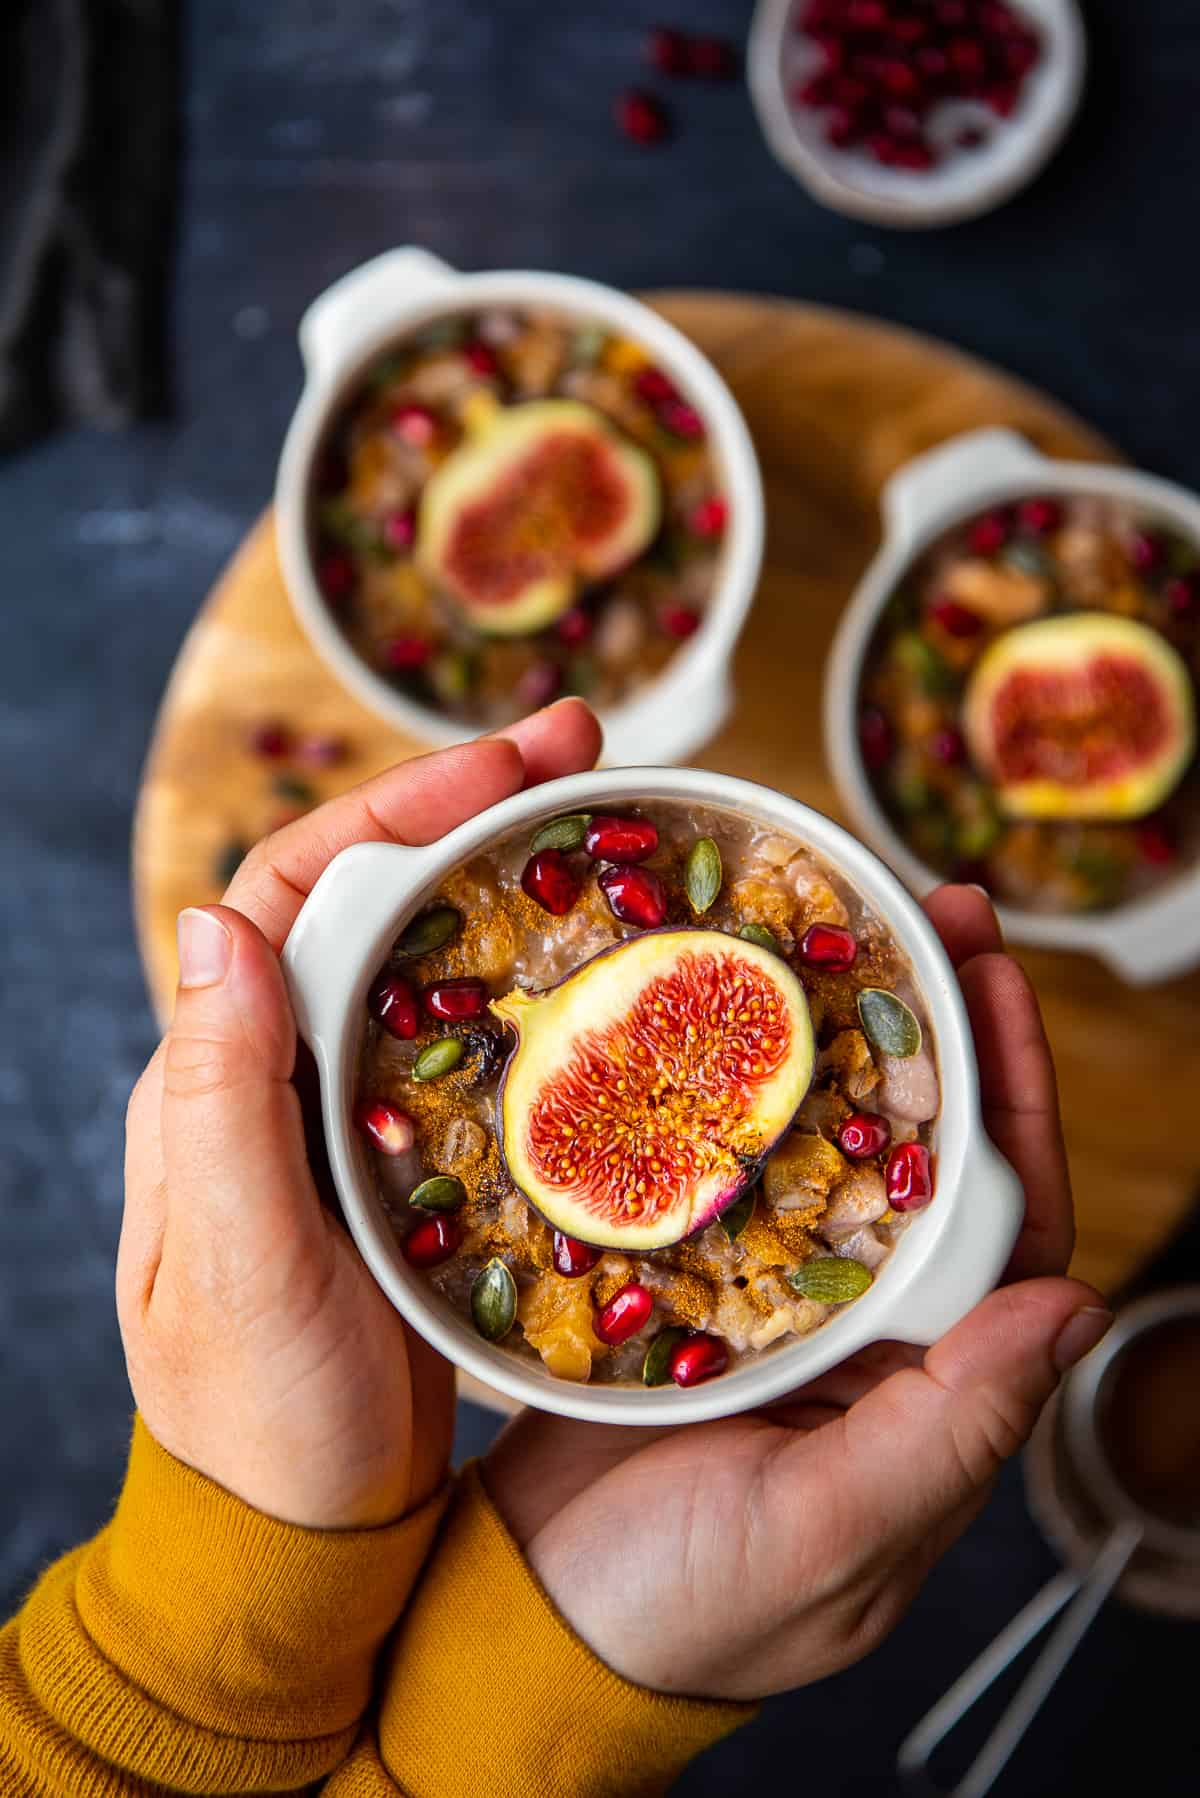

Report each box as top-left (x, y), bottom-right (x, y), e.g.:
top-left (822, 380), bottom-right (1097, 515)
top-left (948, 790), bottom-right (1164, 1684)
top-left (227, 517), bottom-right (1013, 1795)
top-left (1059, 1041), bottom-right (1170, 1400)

top-left (485, 886), bottom-right (1111, 1700)
top-left (118, 701), bottom-right (602, 1530)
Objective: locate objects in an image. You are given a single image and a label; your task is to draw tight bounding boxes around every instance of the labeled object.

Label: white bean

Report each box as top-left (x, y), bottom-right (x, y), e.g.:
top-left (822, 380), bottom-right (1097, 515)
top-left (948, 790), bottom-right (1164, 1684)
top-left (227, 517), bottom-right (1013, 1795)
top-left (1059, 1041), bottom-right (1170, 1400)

top-left (830, 1226), bottom-right (889, 1271)
top-left (877, 1047), bottom-right (940, 1123)
top-left (821, 1167), bottom-right (889, 1237)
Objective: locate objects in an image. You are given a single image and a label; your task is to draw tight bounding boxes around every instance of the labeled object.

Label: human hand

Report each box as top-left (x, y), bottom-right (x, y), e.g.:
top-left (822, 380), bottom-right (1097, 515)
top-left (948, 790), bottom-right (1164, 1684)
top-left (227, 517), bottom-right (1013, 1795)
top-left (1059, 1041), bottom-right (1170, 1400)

top-left (485, 886), bottom-right (1110, 1699)
top-left (118, 700), bottom-right (601, 1530)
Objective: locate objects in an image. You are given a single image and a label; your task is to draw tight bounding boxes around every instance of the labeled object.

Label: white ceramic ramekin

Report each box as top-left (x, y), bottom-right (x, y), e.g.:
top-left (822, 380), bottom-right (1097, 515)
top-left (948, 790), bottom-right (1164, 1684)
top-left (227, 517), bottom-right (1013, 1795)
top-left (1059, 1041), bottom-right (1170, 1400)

top-left (275, 248), bottom-right (765, 767)
top-left (282, 766), bottom-right (1023, 1425)
top-left (824, 427), bottom-right (1200, 986)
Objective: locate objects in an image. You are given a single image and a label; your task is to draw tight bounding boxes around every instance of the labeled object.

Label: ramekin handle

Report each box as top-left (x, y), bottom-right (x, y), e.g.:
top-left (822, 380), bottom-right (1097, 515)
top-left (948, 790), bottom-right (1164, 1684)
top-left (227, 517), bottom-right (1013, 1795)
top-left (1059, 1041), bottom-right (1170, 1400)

top-left (897, 1139), bottom-right (1025, 1348)
top-left (882, 429), bottom-right (1046, 556)
top-left (298, 247), bottom-right (459, 387)
top-left (282, 841), bottom-right (438, 1053)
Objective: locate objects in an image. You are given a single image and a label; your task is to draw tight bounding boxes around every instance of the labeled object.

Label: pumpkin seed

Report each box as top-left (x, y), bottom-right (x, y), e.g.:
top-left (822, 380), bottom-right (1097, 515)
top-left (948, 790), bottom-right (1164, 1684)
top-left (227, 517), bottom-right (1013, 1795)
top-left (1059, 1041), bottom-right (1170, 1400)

top-left (272, 773), bottom-right (315, 806)
top-left (408, 1175), bottom-right (466, 1213)
top-left (685, 837), bottom-right (722, 914)
top-left (738, 922), bottom-right (777, 953)
top-left (471, 1258), bottom-right (517, 1342)
top-left (788, 1257), bottom-right (873, 1304)
top-left (398, 905), bottom-right (462, 957)
top-left (719, 1188), bottom-right (757, 1241)
top-left (642, 1326), bottom-right (689, 1386)
top-left (530, 813), bottom-right (592, 854)
top-left (413, 1038), bottom-right (465, 1082)
top-left (857, 988), bottom-right (922, 1060)
top-left (570, 324), bottom-right (607, 365)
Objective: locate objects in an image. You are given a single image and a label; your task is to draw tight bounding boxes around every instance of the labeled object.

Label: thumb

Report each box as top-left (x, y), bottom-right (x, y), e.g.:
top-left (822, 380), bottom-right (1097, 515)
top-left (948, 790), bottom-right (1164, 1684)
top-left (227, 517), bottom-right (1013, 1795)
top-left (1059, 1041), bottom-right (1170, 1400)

top-left (159, 905), bottom-right (322, 1281)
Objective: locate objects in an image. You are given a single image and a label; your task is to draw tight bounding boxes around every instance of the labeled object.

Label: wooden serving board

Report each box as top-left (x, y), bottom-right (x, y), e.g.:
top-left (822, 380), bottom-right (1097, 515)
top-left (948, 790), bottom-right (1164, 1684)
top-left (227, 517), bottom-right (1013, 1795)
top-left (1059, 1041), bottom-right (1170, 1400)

top-left (134, 292), bottom-right (1200, 1321)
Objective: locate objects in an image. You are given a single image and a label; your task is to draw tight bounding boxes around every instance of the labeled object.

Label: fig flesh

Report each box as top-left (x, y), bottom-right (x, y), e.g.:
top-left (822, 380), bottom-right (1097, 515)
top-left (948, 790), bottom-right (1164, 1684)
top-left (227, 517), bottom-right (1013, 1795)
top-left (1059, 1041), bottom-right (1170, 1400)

top-left (492, 930), bottom-right (814, 1252)
top-left (963, 613), bottom-right (1196, 820)
top-left (417, 399), bottom-right (661, 635)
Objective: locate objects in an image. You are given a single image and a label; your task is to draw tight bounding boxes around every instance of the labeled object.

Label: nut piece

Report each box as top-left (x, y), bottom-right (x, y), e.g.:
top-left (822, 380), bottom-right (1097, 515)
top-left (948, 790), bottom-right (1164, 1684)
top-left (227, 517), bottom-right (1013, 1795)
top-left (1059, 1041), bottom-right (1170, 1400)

top-left (764, 1132), bottom-right (847, 1207)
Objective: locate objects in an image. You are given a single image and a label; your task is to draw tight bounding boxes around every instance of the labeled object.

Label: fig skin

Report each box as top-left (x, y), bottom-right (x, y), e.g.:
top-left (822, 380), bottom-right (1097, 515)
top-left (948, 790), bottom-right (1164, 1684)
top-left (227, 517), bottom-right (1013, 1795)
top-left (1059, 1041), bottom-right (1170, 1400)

top-left (491, 928), bottom-right (815, 1253)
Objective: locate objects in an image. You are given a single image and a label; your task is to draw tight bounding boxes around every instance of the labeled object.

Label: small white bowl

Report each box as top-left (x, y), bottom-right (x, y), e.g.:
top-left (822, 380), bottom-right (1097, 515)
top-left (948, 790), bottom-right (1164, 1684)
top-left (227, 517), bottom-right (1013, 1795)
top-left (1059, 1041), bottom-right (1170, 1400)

top-left (824, 428), bottom-right (1200, 986)
top-left (282, 765), bottom-right (1023, 1425)
top-left (748, 0), bottom-right (1086, 229)
top-left (275, 248), bottom-right (765, 767)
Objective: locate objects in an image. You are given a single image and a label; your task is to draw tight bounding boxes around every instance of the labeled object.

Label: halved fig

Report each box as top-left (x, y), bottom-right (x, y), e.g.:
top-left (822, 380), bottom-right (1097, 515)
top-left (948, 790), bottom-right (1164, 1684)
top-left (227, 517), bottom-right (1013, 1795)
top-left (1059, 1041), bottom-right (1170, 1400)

top-left (492, 930), bottom-right (814, 1252)
top-left (417, 399), bottom-right (661, 635)
top-left (963, 614), bottom-right (1196, 820)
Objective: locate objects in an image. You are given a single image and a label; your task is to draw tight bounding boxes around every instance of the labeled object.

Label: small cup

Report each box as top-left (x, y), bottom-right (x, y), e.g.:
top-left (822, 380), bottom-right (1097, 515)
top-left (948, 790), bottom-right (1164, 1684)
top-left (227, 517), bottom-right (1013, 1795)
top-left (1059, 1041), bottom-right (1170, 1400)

top-left (275, 248), bottom-right (765, 767)
top-left (282, 765), bottom-right (1023, 1425)
top-left (824, 427), bottom-right (1200, 985)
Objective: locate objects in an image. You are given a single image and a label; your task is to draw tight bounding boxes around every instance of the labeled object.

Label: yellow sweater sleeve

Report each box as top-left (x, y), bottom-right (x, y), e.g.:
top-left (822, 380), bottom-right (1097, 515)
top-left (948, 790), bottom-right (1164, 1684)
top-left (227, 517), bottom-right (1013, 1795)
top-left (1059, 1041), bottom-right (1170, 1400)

top-left (326, 1462), bottom-right (754, 1798)
top-left (0, 1416), bottom-right (448, 1796)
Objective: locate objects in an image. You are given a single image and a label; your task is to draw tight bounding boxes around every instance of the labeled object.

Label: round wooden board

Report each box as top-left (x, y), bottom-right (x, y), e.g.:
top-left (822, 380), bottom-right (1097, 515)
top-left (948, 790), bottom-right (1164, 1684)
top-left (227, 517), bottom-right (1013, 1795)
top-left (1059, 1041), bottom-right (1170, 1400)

top-left (134, 292), bottom-right (1200, 1347)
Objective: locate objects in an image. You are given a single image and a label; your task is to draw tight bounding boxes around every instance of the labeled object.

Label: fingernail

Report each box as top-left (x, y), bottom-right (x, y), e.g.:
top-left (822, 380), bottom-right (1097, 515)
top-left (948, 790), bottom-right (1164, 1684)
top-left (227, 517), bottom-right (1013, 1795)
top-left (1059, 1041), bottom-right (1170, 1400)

top-left (967, 884), bottom-right (992, 900)
top-left (1054, 1306), bottom-right (1113, 1372)
top-left (177, 908), bottom-right (232, 988)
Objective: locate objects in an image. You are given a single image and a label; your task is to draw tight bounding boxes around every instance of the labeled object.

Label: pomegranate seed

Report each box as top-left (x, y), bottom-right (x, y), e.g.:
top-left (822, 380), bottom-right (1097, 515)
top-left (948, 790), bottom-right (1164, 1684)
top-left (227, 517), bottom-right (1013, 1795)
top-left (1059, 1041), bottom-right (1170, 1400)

top-left (659, 399), bottom-right (705, 440)
top-left (838, 1112), bottom-right (892, 1159)
top-left (687, 36), bottom-right (737, 79)
top-left (1165, 572), bottom-right (1200, 616)
top-left (859, 706), bottom-right (894, 771)
top-left (689, 495), bottom-right (728, 538)
top-left (516, 659), bottom-right (564, 709)
top-left (948, 38), bottom-right (986, 79)
top-left (386, 634), bottom-right (434, 671)
top-left (368, 970), bottom-right (420, 1040)
top-left (599, 864), bottom-right (667, 928)
top-left (932, 726), bottom-right (967, 766)
top-left (464, 340), bottom-right (498, 376)
top-left (1137, 822), bottom-right (1176, 865)
top-left (827, 107), bottom-right (860, 148)
top-left (1004, 38), bottom-right (1038, 75)
top-left (881, 59), bottom-right (918, 97)
top-left (937, 1), bottom-right (968, 27)
top-left (868, 132), bottom-right (902, 166)
top-left (635, 365), bottom-right (678, 405)
top-left (985, 84), bottom-right (1019, 117)
top-left (969, 511), bottom-right (1012, 555)
top-left (522, 848), bottom-right (581, 916)
top-left (1016, 496), bottom-right (1063, 536)
top-left (382, 509), bottom-right (416, 551)
top-left (647, 25), bottom-right (689, 75)
top-left (886, 1141), bottom-right (934, 1211)
top-left (884, 105), bottom-right (923, 141)
top-left (553, 1232), bottom-right (601, 1278)
top-left (669, 1333), bottom-right (728, 1387)
top-left (557, 607), bottom-right (592, 647)
top-left (594, 1281), bottom-right (654, 1345)
top-left (404, 1214), bottom-right (461, 1268)
top-left (391, 403), bottom-right (438, 447)
top-left (354, 1098), bottom-right (415, 1156)
top-left (847, 0), bottom-right (886, 25)
top-left (296, 732), bottom-right (347, 768)
top-left (423, 978), bottom-right (489, 1022)
top-left (1130, 531), bottom-right (1166, 573)
top-left (248, 720), bottom-right (291, 759)
top-left (318, 552), bottom-right (355, 600)
top-left (892, 143), bottom-right (937, 170)
top-left (929, 596), bottom-right (983, 638)
top-left (892, 16), bottom-right (929, 43)
top-left (584, 814), bottom-right (660, 863)
top-left (616, 89), bottom-right (670, 145)
top-left (916, 46), bottom-right (949, 80)
top-left (799, 923), bottom-right (858, 971)
top-left (660, 602), bottom-right (701, 639)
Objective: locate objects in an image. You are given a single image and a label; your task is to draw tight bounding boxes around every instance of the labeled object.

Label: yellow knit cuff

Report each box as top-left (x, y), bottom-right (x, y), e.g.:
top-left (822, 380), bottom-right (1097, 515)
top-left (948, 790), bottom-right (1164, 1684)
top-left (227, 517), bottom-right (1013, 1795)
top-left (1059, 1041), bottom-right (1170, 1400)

top-left (19, 1417), bottom-right (449, 1793)
top-left (378, 1462), bottom-right (754, 1798)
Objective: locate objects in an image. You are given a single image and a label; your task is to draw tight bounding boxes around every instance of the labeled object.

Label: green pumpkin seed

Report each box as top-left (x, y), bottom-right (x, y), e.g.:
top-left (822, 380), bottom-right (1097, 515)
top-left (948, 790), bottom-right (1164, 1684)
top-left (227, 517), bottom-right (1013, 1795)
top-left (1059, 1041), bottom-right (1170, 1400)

top-left (530, 813), bottom-right (593, 854)
top-left (857, 988), bottom-right (922, 1060)
top-left (788, 1257), bottom-right (874, 1304)
top-left (398, 905), bottom-right (462, 957)
top-left (413, 1038), bottom-right (465, 1082)
top-left (408, 1175), bottom-right (466, 1213)
top-left (719, 1188), bottom-right (757, 1241)
top-left (893, 630), bottom-right (953, 696)
top-left (685, 837), bottom-right (722, 914)
top-left (272, 773), bottom-right (316, 806)
top-left (642, 1326), bottom-right (689, 1386)
top-left (738, 922), bottom-right (778, 953)
top-left (570, 324), bottom-right (607, 365)
top-left (1002, 541), bottom-right (1054, 579)
top-left (471, 1258), bottom-right (517, 1341)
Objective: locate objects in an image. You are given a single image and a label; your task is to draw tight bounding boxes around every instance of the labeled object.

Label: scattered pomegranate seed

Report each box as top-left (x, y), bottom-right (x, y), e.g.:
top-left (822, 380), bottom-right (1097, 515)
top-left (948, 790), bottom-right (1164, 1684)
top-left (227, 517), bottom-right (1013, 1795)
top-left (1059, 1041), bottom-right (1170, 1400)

top-left (516, 659), bottom-right (564, 709)
top-left (584, 814), bottom-right (660, 863)
top-left (929, 596), bottom-right (983, 638)
top-left (404, 1214), bottom-right (462, 1268)
top-left (687, 36), bottom-right (737, 79)
top-left (647, 25), bottom-right (689, 74)
top-left (594, 1281), bottom-right (654, 1345)
top-left (522, 848), bottom-right (581, 916)
top-left (660, 602), bottom-right (701, 640)
top-left (386, 634), bottom-right (434, 671)
top-left (859, 705), bottom-right (894, 771)
top-left (616, 89), bottom-right (670, 145)
top-left (669, 1333), bottom-right (728, 1387)
top-left (969, 511), bottom-right (1012, 555)
top-left (553, 1232), bottom-right (601, 1278)
top-left (886, 1141), bottom-right (934, 1211)
top-left (634, 365), bottom-right (678, 405)
top-left (599, 864), bottom-right (668, 928)
top-left (689, 495), bottom-right (728, 538)
top-left (368, 970), bottom-right (420, 1040)
top-left (1136, 822), bottom-right (1176, 865)
top-left (382, 509), bottom-right (416, 551)
top-left (799, 923), bottom-right (858, 971)
top-left (557, 607), bottom-right (592, 647)
top-left (838, 1112), bottom-right (892, 1159)
top-left (296, 732), bottom-right (348, 768)
top-left (248, 720), bottom-right (291, 759)
top-left (659, 399), bottom-right (705, 440)
top-left (1165, 572), bottom-right (1200, 617)
top-left (391, 403), bottom-right (438, 447)
top-left (354, 1098), bottom-right (415, 1156)
top-left (932, 726), bottom-right (967, 766)
top-left (317, 552), bottom-right (355, 600)
top-left (423, 978), bottom-right (489, 1021)
top-left (1016, 496), bottom-right (1063, 536)
top-left (1130, 531), bottom-right (1166, 573)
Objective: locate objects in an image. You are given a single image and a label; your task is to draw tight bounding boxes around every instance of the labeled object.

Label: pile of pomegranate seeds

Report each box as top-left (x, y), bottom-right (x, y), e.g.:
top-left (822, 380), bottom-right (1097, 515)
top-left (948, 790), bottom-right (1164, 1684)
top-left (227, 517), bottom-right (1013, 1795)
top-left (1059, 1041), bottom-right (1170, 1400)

top-left (792, 0), bottom-right (1042, 170)
top-left (616, 24), bottom-right (738, 146)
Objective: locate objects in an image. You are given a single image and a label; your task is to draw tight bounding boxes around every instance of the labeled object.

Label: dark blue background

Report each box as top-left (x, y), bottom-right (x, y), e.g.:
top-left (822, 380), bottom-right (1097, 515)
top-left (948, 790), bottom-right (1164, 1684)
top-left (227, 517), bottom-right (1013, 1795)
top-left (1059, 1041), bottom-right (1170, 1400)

top-left (2, 2), bottom-right (1197, 1790)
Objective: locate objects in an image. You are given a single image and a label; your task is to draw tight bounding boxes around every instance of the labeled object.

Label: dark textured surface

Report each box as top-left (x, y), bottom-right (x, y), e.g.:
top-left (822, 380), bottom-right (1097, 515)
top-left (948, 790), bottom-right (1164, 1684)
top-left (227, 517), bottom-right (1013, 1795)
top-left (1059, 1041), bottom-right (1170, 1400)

top-left (2, 1), bottom-right (1198, 1790)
